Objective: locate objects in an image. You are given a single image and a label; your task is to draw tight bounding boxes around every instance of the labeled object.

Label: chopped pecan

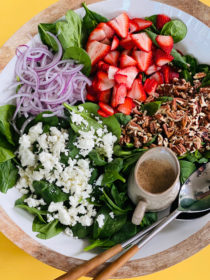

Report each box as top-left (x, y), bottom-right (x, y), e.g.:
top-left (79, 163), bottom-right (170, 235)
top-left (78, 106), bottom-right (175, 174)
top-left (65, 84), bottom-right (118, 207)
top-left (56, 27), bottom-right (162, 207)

top-left (193, 72), bottom-right (206, 79)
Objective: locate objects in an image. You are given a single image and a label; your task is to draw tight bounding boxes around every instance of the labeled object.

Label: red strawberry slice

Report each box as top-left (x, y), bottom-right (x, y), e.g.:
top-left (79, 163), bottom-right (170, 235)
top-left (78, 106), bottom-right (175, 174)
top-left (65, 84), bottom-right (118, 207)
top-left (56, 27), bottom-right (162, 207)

top-left (97, 61), bottom-right (110, 71)
top-left (86, 40), bottom-right (110, 65)
top-left (127, 79), bottom-right (147, 101)
top-left (101, 38), bottom-right (111, 45)
top-left (88, 27), bottom-right (106, 41)
top-left (119, 54), bottom-right (137, 68)
top-left (132, 18), bottom-right (153, 31)
top-left (97, 109), bottom-right (110, 117)
top-left (108, 13), bottom-right (129, 38)
top-left (104, 50), bottom-right (120, 66)
top-left (98, 89), bottom-right (111, 104)
top-left (156, 14), bottom-right (171, 30)
top-left (111, 84), bottom-right (127, 107)
top-left (114, 73), bottom-right (128, 84)
top-left (145, 64), bottom-right (161, 75)
top-left (117, 97), bottom-right (133, 115)
top-left (161, 65), bottom-right (170, 83)
top-left (86, 93), bottom-right (98, 102)
top-left (111, 36), bottom-right (120, 50)
top-left (169, 70), bottom-right (179, 81)
top-left (155, 49), bottom-right (174, 66)
top-left (122, 49), bottom-right (131, 56)
top-left (119, 34), bottom-right (135, 50)
top-left (108, 66), bottom-right (119, 80)
top-left (95, 71), bottom-right (115, 91)
top-left (129, 20), bottom-right (139, 33)
top-left (116, 66), bottom-right (139, 88)
top-left (98, 102), bottom-right (114, 116)
top-left (97, 22), bottom-right (115, 39)
top-left (144, 78), bottom-right (158, 96)
top-left (132, 50), bottom-right (152, 72)
top-left (156, 35), bottom-right (173, 54)
top-left (131, 33), bottom-right (152, 52)
top-left (150, 71), bottom-right (164, 85)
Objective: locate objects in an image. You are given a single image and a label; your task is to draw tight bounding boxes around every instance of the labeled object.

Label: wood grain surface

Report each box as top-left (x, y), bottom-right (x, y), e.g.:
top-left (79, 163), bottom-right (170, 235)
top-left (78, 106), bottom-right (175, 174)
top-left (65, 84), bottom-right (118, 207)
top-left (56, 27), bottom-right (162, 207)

top-left (0, 0), bottom-right (209, 277)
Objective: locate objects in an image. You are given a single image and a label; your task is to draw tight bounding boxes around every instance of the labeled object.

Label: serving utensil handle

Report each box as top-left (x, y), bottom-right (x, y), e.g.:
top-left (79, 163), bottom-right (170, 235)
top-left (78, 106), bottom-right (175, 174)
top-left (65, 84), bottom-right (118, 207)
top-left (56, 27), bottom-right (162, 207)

top-left (94, 209), bottom-right (181, 280)
top-left (54, 244), bottom-right (123, 280)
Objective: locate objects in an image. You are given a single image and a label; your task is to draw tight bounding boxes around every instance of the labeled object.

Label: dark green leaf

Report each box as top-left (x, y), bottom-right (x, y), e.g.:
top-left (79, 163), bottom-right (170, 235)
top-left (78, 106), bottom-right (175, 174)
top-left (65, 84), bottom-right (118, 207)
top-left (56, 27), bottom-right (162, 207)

top-left (33, 180), bottom-right (69, 204)
top-left (145, 15), bottom-right (159, 33)
top-left (201, 72), bottom-right (210, 87)
top-left (16, 204), bottom-right (47, 223)
top-left (114, 113), bottom-right (131, 125)
top-left (141, 101), bottom-right (161, 116)
top-left (63, 47), bottom-right (91, 76)
top-left (161, 19), bottom-right (187, 43)
top-left (140, 212), bottom-right (158, 228)
top-left (179, 160), bottom-right (196, 184)
top-left (0, 137), bottom-right (15, 162)
top-left (88, 168), bottom-right (99, 185)
top-left (84, 239), bottom-right (115, 251)
top-left (102, 158), bottom-right (125, 186)
top-left (32, 217), bottom-right (64, 239)
top-left (88, 149), bottom-right (107, 166)
top-left (183, 55), bottom-right (198, 76)
top-left (38, 23), bottom-right (58, 51)
top-left (60, 127), bottom-right (79, 163)
top-left (197, 64), bottom-right (209, 74)
top-left (34, 111), bottom-right (59, 126)
top-left (156, 96), bottom-right (173, 102)
top-left (102, 190), bottom-right (130, 214)
top-left (71, 223), bottom-right (92, 239)
top-left (111, 222), bottom-right (139, 244)
top-left (111, 184), bottom-right (127, 208)
top-left (113, 145), bottom-right (133, 157)
top-left (0, 159), bottom-right (18, 193)
top-left (0, 105), bottom-right (16, 145)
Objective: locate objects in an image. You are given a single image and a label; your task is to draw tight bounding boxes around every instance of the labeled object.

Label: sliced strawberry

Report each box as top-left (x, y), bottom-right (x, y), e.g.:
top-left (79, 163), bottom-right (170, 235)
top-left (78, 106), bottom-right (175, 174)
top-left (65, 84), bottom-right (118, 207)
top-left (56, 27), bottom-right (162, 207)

top-left (98, 89), bottom-right (111, 104)
top-left (88, 27), bottom-right (106, 41)
top-left (111, 36), bottom-right (120, 50)
top-left (111, 84), bottom-right (127, 107)
top-left (116, 66), bottom-right (139, 88)
top-left (139, 73), bottom-right (143, 81)
top-left (108, 65), bottom-right (119, 80)
top-left (86, 40), bottom-right (110, 65)
top-left (145, 64), bottom-right (161, 75)
top-left (156, 35), bottom-right (173, 54)
top-left (129, 20), bottom-right (139, 33)
top-left (131, 33), bottom-right (152, 52)
top-left (104, 50), bottom-right (120, 66)
top-left (156, 14), bottom-right (171, 30)
top-left (132, 50), bottom-right (152, 72)
top-left (132, 18), bottom-right (153, 31)
top-left (119, 34), bottom-right (135, 50)
top-left (119, 54), bottom-right (137, 68)
top-left (97, 109), bottom-right (109, 117)
top-left (97, 61), bottom-right (110, 72)
top-left (121, 49), bottom-right (131, 56)
top-left (98, 102), bottom-right (114, 116)
top-left (86, 93), bottom-right (97, 102)
top-left (144, 78), bottom-right (158, 96)
top-left (127, 79), bottom-right (147, 101)
top-left (101, 38), bottom-right (111, 45)
top-left (169, 70), bottom-right (179, 81)
top-left (108, 13), bottom-right (129, 38)
top-left (161, 65), bottom-right (170, 83)
top-left (155, 49), bottom-right (174, 67)
top-left (96, 71), bottom-right (115, 91)
top-left (114, 73), bottom-right (128, 84)
top-left (150, 71), bottom-right (164, 85)
top-left (97, 22), bottom-right (115, 39)
top-left (117, 97), bottom-right (133, 115)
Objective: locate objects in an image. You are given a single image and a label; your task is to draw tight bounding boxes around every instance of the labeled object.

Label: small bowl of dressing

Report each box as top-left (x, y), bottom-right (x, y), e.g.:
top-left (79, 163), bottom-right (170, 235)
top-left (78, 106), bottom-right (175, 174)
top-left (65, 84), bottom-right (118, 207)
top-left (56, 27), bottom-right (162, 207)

top-left (128, 147), bottom-right (180, 225)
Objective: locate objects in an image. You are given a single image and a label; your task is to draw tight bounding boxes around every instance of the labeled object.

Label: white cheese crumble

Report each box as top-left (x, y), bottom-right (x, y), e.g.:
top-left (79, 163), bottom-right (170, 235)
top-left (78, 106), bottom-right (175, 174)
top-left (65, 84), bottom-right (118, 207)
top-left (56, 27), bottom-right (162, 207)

top-left (109, 212), bottom-right (114, 219)
top-left (96, 214), bottom-right (105, 228)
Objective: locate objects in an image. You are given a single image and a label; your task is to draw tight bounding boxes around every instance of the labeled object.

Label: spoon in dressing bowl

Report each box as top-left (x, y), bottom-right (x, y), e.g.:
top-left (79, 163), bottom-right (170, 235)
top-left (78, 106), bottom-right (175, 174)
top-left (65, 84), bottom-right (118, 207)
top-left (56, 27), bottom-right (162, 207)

top-left (93, 162), bottom-right (210, 280)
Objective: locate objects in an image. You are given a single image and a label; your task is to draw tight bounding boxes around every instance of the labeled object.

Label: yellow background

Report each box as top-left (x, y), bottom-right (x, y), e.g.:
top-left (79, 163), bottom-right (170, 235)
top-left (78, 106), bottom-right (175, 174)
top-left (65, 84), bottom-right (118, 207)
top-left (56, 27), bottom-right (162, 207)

top-left (0, 0), bottom-right (209, 279)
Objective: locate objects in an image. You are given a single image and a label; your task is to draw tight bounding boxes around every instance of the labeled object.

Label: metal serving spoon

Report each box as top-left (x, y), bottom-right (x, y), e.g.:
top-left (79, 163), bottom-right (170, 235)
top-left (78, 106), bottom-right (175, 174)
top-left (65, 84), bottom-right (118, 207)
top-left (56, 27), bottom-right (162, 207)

top-left (93, 162), bottom-right (210, 280)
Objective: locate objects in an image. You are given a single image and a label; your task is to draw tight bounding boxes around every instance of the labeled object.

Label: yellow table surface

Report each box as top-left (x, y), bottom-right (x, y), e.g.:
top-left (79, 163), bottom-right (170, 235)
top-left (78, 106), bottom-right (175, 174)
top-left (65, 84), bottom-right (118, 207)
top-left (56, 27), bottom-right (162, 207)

top-left (0, 0), bottom-right (209, 279)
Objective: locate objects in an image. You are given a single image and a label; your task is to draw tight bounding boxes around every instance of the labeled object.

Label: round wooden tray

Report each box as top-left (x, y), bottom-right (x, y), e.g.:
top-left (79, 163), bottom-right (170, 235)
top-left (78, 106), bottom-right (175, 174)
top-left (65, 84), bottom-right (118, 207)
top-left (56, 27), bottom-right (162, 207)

top-left (0, 0), bottom-right (210, 277)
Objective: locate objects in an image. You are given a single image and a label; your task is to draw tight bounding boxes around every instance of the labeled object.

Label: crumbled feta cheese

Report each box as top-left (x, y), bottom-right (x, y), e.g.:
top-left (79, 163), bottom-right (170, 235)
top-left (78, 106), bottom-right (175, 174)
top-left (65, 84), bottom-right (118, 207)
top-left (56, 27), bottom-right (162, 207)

top-left (95, 175), bottom-right (103, 186)
top-left (48, 202), bottom-right (64, 213)
top-left (96, 214), bottom-right (105, 228)
top-left (24, 197), bottom-right (46, 208)
top-left (101, 133), bottom-right (117, 162)
top-left (75, 128), bottom-right (95, 156)
top-left (47, 214), bottom-right (54, 223)
top-left (65, 227), bottom-right (74, 237)
top-left (28, 123), bottom-right (43, 143)
top-left (109, 212), bottom-right (114, 219)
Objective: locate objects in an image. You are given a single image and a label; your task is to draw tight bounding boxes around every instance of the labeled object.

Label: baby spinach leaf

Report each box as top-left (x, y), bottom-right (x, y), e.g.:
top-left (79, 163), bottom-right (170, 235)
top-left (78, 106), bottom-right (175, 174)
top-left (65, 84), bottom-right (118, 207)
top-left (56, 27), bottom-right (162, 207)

top-left (156, 96), bottom-right (173, 102)
top-left (201, 72), bottom-right (210, 87)
top-left (60, 127), bottom-right (79, 164)
top-left (102, 190), bottom-right (131, 214)
top-left (111, 184), bottom-right (127, 208)
top-left (32, 217), bottom-right (64, 239)
top-left (71, 222), bottom-right (92, 239)
top-left (34, 111), bottom-right (59, 126)
top-left (88, 150), bottom-right (107, 166)
top-left (0, 159), bottom-right (18, 193)
top-left (84, 239), bottom-right (115, 251)
top-left (38, 23), bottom-right (58, 52)
top-left (181, 69), bottom-right (192, 83)
top-left (0, 105), bottom-right (16, 145)
top-left (111, 222), bottom-right (139, 244)
top-left (15, 204), bottom-right (47, 223)
top-left (145, 29), bottom-right (159, 46)
top-left (140, 212), bottom-right (158, 228)
top-left (183, 55), bottom-right (198, 76)
top-left (141, 101), bottom-right (161, 116)
top-left (82, 2), bottom-right (108, 38)
top-left (113, 145), bottom-right (133, 157)
top-left (179, 160), bottom-right (196, 184)
top-left (197, 64), bottom-right (209, 74)
top-left (56, 10), bottom-right (82, 50)
top-left (88, 168), bottom-right (99, 185)
top-left (161, 19), bottom-right (187, 43)
top-left (114, 113), bottom-right (131, 125)
top-left (0, 137), bottom-right (15, 162)
top-left (63, 47), bottom-right (91, 76)
top-left (33, 180), bottom-right (69, 204)
top-left (145, 15), bottom-right (159, 33)
top-left (122, 151), bottom-right (143, 175)
top-left (102, 158), bottom-right (125, 186)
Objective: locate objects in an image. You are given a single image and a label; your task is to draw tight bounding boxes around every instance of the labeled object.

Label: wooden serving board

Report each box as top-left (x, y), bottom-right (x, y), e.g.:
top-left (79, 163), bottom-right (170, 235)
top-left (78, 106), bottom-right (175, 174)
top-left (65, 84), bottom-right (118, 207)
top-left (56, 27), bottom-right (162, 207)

top-left (0, 0), bottom-right (209, 277)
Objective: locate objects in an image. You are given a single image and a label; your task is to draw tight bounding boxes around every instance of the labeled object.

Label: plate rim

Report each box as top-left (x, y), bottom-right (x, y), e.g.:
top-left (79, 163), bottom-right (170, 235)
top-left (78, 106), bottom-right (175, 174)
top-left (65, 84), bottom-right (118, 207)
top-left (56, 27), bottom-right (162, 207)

top-left (0, 0), bottom-right (209, 277)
